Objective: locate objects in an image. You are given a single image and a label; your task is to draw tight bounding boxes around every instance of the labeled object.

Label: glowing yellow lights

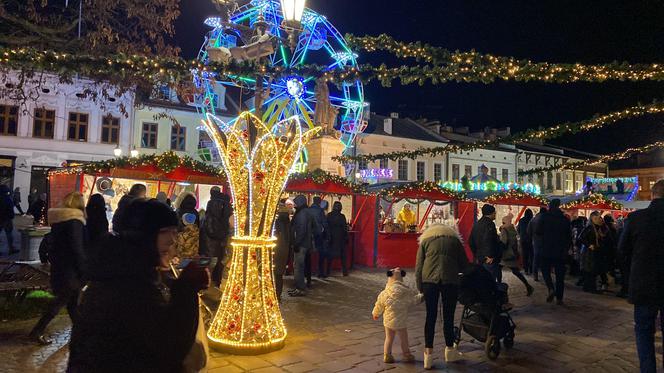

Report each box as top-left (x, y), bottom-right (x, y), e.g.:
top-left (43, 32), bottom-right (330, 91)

top-left (203, 112), bottom-right (319, 355)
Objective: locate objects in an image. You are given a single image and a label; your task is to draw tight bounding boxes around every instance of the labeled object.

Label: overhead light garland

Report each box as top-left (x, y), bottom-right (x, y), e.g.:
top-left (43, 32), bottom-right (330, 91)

top-left (4, 44), bottom-right (664, 90)
top-left (333, 101), bottom-right (664, 164)
top-left (518, 141), bottom-right (664, 176)
top-left (346, 34), bottom-right (664, 84)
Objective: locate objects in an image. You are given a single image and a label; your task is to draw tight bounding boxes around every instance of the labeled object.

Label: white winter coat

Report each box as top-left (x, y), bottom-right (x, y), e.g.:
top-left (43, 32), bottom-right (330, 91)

top-left (372, 280), bottom-right (422, 330)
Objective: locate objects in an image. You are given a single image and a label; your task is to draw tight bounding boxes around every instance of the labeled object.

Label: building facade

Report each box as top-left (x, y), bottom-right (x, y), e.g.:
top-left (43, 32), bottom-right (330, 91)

top-left (610, 149), bottom-right (664, 200)
top-left (0, 73), bottom-right (134, 211)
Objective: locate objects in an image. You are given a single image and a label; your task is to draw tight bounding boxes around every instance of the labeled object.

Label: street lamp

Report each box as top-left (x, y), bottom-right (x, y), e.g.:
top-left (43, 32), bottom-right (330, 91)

top-left (280, 0), bottom-right (305, 50)
top-left (113, 145), bottom-right (122, 157)
top-left (130, 146), bottom-right (139, 158)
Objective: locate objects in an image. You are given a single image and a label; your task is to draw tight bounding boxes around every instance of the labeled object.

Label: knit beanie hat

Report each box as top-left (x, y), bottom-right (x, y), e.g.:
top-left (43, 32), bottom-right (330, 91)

top-left (119, 198), bottom-right (179, 236)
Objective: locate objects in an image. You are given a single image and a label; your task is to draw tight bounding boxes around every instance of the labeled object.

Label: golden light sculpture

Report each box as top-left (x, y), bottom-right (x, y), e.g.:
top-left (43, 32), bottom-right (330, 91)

top-left (202, 111), bottom-right (319, 355)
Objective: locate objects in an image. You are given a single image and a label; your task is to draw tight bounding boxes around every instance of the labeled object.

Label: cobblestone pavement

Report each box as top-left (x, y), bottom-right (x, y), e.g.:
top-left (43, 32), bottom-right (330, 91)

top-left (0, 268), bottom-right (660, 372)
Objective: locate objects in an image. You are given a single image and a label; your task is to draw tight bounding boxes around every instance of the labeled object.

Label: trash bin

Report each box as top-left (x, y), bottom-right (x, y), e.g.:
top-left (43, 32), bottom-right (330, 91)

top-left (19, 228), bottom-right (50, 262)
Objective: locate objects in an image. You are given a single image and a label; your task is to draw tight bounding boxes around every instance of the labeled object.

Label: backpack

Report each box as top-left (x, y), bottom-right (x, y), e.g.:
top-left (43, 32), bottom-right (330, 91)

top-left (38, 232), bottom-right (53, 264)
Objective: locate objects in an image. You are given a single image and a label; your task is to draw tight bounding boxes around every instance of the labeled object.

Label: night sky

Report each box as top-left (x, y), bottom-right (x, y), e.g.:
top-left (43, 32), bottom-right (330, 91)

top-left (176, 0), bottom-right (664, 154)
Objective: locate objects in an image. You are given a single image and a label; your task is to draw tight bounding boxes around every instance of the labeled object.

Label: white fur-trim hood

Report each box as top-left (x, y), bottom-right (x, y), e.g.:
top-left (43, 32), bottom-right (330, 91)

top-left (418, 223), bottom-right (461, 244)
top-left (48, 208), bottom-right (86, 225)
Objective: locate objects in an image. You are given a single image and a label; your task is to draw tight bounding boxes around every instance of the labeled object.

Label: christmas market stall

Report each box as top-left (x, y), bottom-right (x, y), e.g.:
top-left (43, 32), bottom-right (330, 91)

top-left (468, 189), bottom-right (549, 230)
top-left (353, 181), bottom-right (473, 268)
top-left (48, 152), bottom-right (227, 225)
top-left (560, 193), bottom-right (625, 219)
top-left (284, 169), bottom-right (366, 272)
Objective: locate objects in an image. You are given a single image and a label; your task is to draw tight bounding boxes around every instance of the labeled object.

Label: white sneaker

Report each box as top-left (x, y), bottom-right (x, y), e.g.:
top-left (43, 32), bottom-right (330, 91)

top-left (423, 351), bottom-right (434, 370)
top-left (445, 346), bottom-right (463, 362)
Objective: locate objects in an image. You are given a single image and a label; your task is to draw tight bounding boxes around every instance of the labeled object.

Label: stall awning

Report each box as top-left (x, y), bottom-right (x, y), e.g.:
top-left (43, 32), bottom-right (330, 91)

top-left (285, 170), bottom-right (364, 195)
top-left (366, 181), bottom-right (465, 201)
top-left (467, 190), bottom-right (547, 207)
top-left (561, 193), bottom-right (623, 211)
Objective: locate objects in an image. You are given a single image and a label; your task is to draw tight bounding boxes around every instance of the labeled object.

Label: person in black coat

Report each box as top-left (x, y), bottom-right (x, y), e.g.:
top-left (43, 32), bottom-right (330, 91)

top-left (67, 198), bottom-right (209, 373)
top-left (469, 204), bottom-right (502, 282)
top-left (204, 187), bottom-right (233, 287)
top-left (86, 193), bottom-right (109, 242)
top-left (308, 196), bottom-right (328, 279)
top-left (517, 208), bottom-right (534, 276)
top-left (530, 199), bottom-right (571, 304)
top-left (111, 183), bottom-right (146, 232)
top-left (289, 195), bottom-right (317, 296)
top-left (619, 180), bottom-right (664, 373)
top-left (0, 185), bottom-right (15, 254)
top-left (273, 201), bottom-right (291, 302)
top-left (12, 187), bottom-right (23, 215)
top-left (325, 201), bottom-right (349, 277)
top-left (29, 192), bottom-right (87, 345)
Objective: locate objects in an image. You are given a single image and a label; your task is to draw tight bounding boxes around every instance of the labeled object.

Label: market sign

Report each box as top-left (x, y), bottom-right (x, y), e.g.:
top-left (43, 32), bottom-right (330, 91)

top-left (359, 168), bottom-right (394, 179)
top-left (440, 180), bottom-right (542, 195)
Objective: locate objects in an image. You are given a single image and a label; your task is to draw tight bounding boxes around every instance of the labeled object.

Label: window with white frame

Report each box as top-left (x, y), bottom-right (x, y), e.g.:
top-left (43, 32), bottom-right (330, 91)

top-left (434, 163), bottom-right (442, 182)
top-left (358, 159), bottom-right (368, 170)
top-left (170, 125), bottom-right (186, 151)
top-left (464, 165), bottom-right (472, 177)
top-left (502, 168), bottom-right (509, 182)
top-left (398, 160), bottom-right (409, 181)
top-left (452, 164), bottom-right (460, 180)
top-left (416, 161), bottom-right (425, 181)
top-left (379, 158), bottom-right (388, 170)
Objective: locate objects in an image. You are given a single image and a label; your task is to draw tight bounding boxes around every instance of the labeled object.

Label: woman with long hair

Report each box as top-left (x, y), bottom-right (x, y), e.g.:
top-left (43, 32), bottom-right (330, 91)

top-left (500, 214), bottom-right (534, 296)
top-left (29, 191), bottom-right (87, 345)
top-left (86, 194), bottom-right (109, 242)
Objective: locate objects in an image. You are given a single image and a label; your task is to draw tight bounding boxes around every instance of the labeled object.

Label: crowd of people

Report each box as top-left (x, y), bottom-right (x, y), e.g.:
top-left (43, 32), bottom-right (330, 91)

top-left (21, 184), bottom-right (352, 371)
top-left (279, 195), bottom-right (349, 298)
top-left (372, 180), bottom-right (664, 372)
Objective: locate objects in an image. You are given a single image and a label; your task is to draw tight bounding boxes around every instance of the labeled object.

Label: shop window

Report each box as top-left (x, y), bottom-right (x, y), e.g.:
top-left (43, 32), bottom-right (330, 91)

top-left (502, 168), bottom-right (509, 182)
top-left (379, 159), bottom-right (388, 170)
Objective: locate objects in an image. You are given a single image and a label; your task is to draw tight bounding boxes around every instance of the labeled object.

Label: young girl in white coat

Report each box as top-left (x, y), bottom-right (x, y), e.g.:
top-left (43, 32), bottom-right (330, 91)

top-left (372, 267), bottom-right (423, 363)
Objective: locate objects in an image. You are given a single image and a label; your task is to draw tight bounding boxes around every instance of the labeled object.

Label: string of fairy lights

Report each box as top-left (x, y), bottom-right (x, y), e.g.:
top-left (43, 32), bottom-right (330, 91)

top-left (334, 101), bottom-right (664, 164)
top-left (519, 141), bottom-right (664, 176)
top-left (5, 43), bottom-right (664, 88)
top-left (346, 34), bottom-right (664, 84)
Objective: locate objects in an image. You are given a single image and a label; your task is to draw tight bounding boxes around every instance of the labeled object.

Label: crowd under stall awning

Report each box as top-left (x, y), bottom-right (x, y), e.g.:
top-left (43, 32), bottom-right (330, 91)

top-left (283, 169), bottom-right (366, 272)
top-left (354, 181), bottom-right (474, 268)
top-left (48, 152), bottom-right (227, 225)
top-left (468, 189), bottom-right (548, 228)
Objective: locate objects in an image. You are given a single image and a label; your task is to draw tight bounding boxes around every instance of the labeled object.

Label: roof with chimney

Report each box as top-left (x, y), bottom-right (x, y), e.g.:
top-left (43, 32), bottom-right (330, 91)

top-left (362, 113), bottom-right (450, 143)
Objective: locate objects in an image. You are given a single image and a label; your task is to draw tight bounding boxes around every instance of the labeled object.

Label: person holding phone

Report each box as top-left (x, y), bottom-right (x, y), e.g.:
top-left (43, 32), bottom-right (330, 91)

top-left (68, 198), bottom-right (209, 373)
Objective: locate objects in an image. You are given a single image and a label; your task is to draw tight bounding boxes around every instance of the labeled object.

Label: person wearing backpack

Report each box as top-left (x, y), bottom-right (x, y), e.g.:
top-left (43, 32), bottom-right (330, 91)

top-left (204, 187), bottom-right (233, 287)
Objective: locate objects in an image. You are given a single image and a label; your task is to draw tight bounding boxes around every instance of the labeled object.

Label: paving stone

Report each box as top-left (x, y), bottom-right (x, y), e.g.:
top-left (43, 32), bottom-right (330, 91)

top-left (284, 361), bottom-right (319, 373)
top-left (225, 355), bottom-right (273, 370)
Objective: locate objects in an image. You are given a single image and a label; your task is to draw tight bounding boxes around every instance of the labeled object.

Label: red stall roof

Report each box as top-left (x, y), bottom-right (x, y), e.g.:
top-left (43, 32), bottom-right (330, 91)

top-left (561, 193), bottom-right (623, 211)
top-left (367, 181), bottom-right (465, 201)
top-left (285, 170), bottom-right (363, 195)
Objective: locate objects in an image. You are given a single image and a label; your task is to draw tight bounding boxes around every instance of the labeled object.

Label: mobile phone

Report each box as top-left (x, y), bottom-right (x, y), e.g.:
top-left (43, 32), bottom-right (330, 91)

top-left (177, 257), bottom-right (212, 269)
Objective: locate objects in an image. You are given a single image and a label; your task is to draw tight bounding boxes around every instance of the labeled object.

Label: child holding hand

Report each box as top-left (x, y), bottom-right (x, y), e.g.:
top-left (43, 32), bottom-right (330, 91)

top-left (372, 268), bottom-right (423, 363)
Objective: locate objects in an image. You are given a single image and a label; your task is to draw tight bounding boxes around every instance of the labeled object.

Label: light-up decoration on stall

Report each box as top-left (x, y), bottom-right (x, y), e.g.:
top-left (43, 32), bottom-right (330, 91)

top-left (440, 181), bottom-right (542, 195)
top-left (585, 176), bottom-right (638, 201)
top-left (202, 112), bottom-right (319, 354)
top-left (359, 168), bottom-right (394, 180)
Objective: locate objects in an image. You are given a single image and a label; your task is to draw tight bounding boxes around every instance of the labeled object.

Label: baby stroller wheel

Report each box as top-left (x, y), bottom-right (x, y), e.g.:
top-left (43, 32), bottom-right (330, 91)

top-left (485, 335), bottom-right (501, 360)
top-left (454, 326), bottom-right (461, 345)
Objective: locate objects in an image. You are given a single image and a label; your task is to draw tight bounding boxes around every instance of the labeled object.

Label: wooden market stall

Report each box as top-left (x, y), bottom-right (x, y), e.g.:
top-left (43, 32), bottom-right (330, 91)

top-left (284, 169), bottom-right (365, 272)
top-left (561, 193), bottom-right (626, 219)
top-left (48, 152), bottom-right (227, 220)
top-left (468, 190), bottom-right (548, 228)
top-left (353, 181), bottom-right (474, 268)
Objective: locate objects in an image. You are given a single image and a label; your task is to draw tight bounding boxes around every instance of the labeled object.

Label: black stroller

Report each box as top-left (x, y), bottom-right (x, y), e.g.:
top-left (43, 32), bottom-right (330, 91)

top-left (454, 265), bottom-right (516, 360)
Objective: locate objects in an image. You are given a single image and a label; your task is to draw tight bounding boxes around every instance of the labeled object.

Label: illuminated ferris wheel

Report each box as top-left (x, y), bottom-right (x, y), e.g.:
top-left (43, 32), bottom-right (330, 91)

top-left (194, 0), bottom-right (367, 157)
